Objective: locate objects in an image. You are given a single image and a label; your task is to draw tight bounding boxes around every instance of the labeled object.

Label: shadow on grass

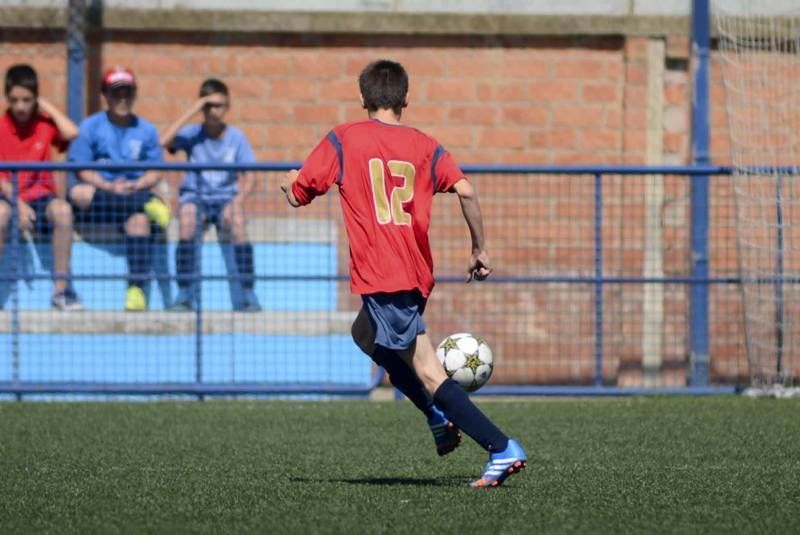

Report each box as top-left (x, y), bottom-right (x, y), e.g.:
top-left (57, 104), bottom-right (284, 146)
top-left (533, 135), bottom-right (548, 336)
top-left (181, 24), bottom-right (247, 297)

top-left (290, 475), bottom-right (466, 487)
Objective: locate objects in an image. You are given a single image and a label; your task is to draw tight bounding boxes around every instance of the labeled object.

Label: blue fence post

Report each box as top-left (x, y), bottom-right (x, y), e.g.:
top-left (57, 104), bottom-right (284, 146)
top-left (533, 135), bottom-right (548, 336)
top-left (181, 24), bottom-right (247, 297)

top-left (594, 173), bottom-right (603, 386)
top-left (690, 0), bottom-right (711, 386)
top-left (66, 0), bottom-right (86, 123)
top-left (10, 171), bottom-right (21, 400)
top-left (194, 180), bottom-right (204, 395)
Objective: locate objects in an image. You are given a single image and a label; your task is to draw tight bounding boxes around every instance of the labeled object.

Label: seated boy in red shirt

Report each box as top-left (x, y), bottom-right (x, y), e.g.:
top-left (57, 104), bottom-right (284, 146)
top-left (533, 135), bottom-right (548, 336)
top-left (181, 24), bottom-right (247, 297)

top-left (0, 64), bottom-right (83, 310)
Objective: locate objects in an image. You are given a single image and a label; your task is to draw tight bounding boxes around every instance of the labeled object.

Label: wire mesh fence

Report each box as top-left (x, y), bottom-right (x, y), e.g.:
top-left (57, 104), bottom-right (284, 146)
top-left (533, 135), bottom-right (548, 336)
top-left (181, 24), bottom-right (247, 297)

top-left (0, 163), bottom-right (749, 396)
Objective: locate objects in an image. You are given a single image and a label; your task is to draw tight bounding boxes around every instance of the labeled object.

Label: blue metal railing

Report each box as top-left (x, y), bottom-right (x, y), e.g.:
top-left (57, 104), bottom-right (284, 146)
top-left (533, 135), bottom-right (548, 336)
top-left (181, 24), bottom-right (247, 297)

top-left (0, 162), bottom-right (751, 397)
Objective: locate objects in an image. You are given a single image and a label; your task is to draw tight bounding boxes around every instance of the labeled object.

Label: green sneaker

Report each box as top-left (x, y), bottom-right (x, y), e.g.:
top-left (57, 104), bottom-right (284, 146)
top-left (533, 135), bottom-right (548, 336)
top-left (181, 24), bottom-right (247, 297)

top-left (125, 285), bottom-right (147, 311)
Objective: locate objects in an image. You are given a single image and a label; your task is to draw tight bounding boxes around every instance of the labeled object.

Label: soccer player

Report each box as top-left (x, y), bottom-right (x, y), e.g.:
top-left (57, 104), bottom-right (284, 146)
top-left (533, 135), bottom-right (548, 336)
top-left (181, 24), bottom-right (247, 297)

top-left (159, 78), bottom-right (260, 312)
top-left (0, 64), bottom-right (83, 310)
top-left (281, 60), bottom-right (526, 488)
top-left (68, 67), bottom-right (170, 311)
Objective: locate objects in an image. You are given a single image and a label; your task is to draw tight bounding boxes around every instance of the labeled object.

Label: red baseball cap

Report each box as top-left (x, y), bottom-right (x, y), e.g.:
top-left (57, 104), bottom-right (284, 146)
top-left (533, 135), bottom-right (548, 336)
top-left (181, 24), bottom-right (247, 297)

top-left (102, 67), bottom-right (136, 91)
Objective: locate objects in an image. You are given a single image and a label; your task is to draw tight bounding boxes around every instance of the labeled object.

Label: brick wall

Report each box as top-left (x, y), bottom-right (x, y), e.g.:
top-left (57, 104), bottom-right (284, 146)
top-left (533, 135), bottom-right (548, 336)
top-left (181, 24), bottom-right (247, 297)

top-left (0, 28), bottom-right (754, 386)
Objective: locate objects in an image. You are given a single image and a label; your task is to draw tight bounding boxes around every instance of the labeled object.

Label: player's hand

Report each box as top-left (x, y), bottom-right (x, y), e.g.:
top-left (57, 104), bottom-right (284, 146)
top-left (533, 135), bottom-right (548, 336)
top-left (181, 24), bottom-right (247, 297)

top-left (467, 250), bottom-right (492, 282)
top-left (36, 97), bottom-right (54, 116)
top-left (281, 170), bottom-right (301, 207)
top-left (111, 179), bottom-right (132, 195)
top-left (197, 93), bottom-right (227, 113)
top-left (18, 201), bottom-right (36, 233)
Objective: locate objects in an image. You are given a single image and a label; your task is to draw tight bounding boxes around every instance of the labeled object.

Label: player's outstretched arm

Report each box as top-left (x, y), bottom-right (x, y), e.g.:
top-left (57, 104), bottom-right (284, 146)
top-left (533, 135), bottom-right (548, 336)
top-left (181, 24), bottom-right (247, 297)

top-left (158, 96), bottom-right (211, 148)
top-left (453, 178), bottom-right (492, 282)
top-left (280, 169), bottom-right (302, 208)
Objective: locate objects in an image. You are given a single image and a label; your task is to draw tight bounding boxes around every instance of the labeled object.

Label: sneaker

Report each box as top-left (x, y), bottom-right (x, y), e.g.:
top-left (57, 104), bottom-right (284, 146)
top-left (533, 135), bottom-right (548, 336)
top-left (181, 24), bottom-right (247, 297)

top-left (428, 405), bottom-right (461, 456)
top-left (236, 290), bottom-right (262, 312)
top-left (125, 285), bottom-right (147, 311)
top-left (52, 288), bottom-right (84, 311)
top-left (470, 438), bottom-right (527, 488)
top-left (144, 197), bottom-right (171, 230)
top-left (168, 289), bottom-right (195, 312)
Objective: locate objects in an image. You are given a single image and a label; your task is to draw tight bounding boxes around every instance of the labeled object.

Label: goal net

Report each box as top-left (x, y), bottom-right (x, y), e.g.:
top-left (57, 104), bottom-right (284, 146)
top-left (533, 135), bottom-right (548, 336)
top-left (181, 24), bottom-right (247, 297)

top-left (714, 0), bottom-right (800, 396)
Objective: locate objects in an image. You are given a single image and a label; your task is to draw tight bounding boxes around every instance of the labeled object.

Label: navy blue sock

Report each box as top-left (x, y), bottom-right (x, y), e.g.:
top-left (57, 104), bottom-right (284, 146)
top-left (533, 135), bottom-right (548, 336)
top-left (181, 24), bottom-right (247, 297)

top-left (176, 240), bottom-right (196, 290)
top-left (433, 378), bottom-right (509, 452)
top-left (125, 235), bottom-right (151, 288)
top-left (371, 345), bottom-right (436, 419)
top-left (234, 243), bottom-right (255, 290)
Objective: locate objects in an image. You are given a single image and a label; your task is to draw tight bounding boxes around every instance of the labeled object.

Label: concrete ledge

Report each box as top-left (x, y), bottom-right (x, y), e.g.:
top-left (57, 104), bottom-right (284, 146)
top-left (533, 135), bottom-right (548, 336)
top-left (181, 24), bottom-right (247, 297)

top-left (0, 309), bottom-right (357, 335)
top-left (0, 7), bottom-right (691, 36)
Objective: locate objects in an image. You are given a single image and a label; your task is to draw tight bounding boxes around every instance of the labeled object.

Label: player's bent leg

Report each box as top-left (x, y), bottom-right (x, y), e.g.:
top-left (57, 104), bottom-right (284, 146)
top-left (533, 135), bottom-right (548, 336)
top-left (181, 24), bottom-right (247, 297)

top-left (353, 311), bottom-right (461, 456)
top-left (470, 438), bottom-right (527, 489)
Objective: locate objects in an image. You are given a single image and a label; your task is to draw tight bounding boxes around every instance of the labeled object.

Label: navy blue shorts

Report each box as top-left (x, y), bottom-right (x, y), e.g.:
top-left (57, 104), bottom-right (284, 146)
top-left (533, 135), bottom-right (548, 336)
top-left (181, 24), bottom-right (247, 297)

top-left (71, 188), bottom-right (154, 227)
top-left (179, 194), bottom-right (231, 229)
top-left (362, 290), bottom-right (427, 350)
top-left (1, 194), bottom-right (57, 237)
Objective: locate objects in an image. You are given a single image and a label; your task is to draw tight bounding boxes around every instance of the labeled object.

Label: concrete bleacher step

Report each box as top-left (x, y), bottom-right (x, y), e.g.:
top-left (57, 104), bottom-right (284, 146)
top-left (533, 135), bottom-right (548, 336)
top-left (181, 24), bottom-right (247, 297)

top-left (0, 310), bottom-right (357, 335)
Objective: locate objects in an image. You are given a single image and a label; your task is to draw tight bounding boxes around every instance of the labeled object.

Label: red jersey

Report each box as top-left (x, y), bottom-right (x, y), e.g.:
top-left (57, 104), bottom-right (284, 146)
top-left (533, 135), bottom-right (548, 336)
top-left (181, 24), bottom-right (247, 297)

top-left (0, 111), bottom-right (67, 202)
top-left (293, 119), bottom-right (465, 298)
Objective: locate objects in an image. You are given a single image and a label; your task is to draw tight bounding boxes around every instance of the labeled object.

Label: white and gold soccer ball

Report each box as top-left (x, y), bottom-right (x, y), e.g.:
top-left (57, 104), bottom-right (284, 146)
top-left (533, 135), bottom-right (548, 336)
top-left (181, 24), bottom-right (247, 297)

top-left (436, 333), bottom-right (493, 392)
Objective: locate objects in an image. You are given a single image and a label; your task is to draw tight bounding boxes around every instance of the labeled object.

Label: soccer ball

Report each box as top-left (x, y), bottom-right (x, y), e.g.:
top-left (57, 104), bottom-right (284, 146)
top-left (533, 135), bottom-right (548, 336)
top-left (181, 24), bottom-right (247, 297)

top-left (436, 333), bottom-right (493, 392)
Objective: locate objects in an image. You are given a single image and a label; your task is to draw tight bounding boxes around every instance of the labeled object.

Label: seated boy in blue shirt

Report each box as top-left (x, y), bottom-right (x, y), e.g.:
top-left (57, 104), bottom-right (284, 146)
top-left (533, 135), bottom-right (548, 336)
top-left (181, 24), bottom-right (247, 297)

top-left (68, 67), bottom-right (170, 311)
top-left (160, 78), bottom-right (260, 312)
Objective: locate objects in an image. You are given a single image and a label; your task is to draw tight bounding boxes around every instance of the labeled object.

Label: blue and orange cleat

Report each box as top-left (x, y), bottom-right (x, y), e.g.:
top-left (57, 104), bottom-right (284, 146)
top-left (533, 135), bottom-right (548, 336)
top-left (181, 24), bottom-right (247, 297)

top-left (428, 405), bottom-right (461, 456)
top-left (470, 438), bottom-right (527, 488)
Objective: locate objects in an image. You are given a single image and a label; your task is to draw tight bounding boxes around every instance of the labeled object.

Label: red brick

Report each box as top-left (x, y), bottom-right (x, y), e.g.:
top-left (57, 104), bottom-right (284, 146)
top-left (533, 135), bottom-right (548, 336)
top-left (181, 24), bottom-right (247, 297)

top-left (625, 37), bottom-right (649, 59)
top-left (664, 132), bottom-right (685, 154)
top-left (266, 125), bottom-right (317, 148)
top-left (529, 80), bottom-right (578, 102)
top-left (580, 130), bottom-right (619, 150)
top-left (269, 79), bottom-right (317, 100)
top-left (162, 78), bottom-right (202, 98)
top-left (237, 102), bottom-right (292, 122)
top-left (624, 130), bottom-right (647, 152)
top-left (502, 106), bottom-right (549, 126)
top-left (624, 109), bottom-right (647, 129)
top-left (664, 82), bottom-right (686, 106)
top-left (399, 54), bottom-right (446, 77)
top-left (478, 128), bottom-right (524, 149)
top-left (425, 126), bottom-right (472, 148)
top-left (448, 105), bottom-right (497, 125)
top-left (236, 54), bottom-right (290, 76)
top-left (500, 56), bottom-right (550, 78)
top-left (552, 105), bottom-right (604, 127)
top-left (131, 54), bottom-right (187, 75)
top-left (293, 103), bottom-right (341, 124)
top-left (477, 81), bottom-right (527, 101)
top-left (426, 79), bottom-right (474, 101)
top-left (626, 62), bottom-right (648, 85)
top-left (447, 55), bottom-right (500, 77)
top-left (553, 58), bottom-right (606, 79)
top-left (293, 54), bottom-right (343, 77)
top-left (319, 79), bottom-right (358, 101)
top-left (403, 103), bottom-right (445, 125)
top-left (188, 54), bottom-right (238, 77)
top-left (583, 83), bottom-right (619, 103)
top-left (530, 129), bottom-right (577, 150)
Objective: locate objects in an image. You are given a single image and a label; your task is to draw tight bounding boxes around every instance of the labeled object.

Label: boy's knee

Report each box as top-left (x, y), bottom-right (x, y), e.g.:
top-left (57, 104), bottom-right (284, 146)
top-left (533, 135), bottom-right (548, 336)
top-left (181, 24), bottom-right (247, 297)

top-left (125, 213), bottom-right (150, 235)
top-left (351, 307), bottom-right (376, 356)
top-left (47, 199), bottom-right (73, 225)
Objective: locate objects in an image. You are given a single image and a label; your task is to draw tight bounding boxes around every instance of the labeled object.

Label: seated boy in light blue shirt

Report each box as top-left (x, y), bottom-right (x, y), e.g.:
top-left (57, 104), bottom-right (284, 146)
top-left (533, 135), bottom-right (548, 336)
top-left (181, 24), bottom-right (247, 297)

top-left (160, 78), bottom-right (260, 311)
top-left (68, 67), bottom-right (171, 311)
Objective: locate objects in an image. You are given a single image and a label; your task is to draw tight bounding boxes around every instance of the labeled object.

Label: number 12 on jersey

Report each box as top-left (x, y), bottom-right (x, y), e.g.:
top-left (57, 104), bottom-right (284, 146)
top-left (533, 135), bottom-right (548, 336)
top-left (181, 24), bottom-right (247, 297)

top-left (369, 158), bottom-right (416, 226)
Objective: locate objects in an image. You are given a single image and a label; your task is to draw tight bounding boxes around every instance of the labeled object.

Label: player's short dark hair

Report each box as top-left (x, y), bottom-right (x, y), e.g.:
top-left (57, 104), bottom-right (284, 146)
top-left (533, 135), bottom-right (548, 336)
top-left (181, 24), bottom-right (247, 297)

top-left (5, 64), bottom-right (38, 97)
top-left (358, 60), bottom-right (408, 115)
top-left (199, 78), bottom-right (229, 99)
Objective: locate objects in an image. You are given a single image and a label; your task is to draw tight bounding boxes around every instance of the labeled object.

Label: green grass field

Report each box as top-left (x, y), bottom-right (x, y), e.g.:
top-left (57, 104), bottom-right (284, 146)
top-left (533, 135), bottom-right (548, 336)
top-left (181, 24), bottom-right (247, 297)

top-left (1, 397), bottom-right (798, 534)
